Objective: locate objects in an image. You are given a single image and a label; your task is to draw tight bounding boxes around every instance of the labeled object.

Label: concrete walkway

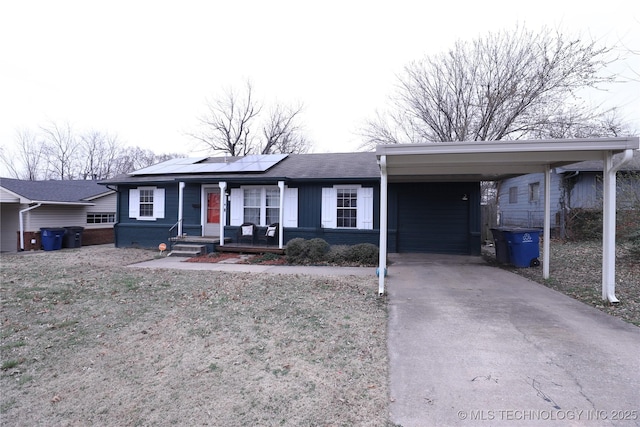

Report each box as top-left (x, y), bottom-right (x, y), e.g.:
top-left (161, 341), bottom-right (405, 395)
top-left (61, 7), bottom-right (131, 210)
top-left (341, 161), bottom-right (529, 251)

top-left (386, 253), bottom-right (640, 426)
top-left (127, 255), bottom-right (375, 276)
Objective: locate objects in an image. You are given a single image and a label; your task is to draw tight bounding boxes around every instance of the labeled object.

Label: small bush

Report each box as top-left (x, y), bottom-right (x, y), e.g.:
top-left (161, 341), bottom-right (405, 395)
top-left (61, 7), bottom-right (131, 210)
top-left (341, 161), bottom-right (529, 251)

top-left (345, 243), bottom-right (379, 265)
top-left (307, 238), bottom-right (330, 263)
top-left (326, 245), bottom-right (350, 264)
top-left (285, 238), bottom-right (308, 263)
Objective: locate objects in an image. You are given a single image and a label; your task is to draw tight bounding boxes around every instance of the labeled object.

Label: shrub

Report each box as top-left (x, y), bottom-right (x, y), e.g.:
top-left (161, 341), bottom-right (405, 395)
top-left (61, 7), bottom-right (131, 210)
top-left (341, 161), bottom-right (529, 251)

top-left (345, 243), bottom-right (379, 265)
top-left (307, 238), bottom-right (330, 263)
top-left (285, 238), bottom-right (308, 263)
top-left (326, 245), bottom-right (350, 264)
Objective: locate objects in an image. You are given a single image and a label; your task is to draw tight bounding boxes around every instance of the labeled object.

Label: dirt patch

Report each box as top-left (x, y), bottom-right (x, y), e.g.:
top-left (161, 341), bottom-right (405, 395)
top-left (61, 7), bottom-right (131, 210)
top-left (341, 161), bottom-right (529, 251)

top-left (1, 245), bottom-right (389, 426)
top-left (483, 239), bottom-right (640, 326)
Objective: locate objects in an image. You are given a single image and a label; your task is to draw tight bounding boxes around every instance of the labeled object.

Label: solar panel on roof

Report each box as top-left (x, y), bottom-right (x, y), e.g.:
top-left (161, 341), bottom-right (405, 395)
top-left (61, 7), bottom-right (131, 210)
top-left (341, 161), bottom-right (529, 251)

top-left (128, 154), bottom-right (288, 176)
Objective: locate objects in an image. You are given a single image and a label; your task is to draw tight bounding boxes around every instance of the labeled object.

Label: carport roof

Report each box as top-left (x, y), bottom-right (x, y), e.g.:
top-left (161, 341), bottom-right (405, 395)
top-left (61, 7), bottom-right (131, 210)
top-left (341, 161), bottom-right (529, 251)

top-left (375, 137), bottom-right (640, 181)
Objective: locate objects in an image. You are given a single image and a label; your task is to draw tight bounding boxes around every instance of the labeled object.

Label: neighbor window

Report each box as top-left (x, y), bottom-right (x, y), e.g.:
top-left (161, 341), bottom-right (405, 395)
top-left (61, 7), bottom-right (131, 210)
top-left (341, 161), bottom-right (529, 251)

top-left (529, 182), bottom-right (540, 203)
top-left (87, 213), bottom-right (115, 224)
top-left (509, 187), bottom-right (518, 204)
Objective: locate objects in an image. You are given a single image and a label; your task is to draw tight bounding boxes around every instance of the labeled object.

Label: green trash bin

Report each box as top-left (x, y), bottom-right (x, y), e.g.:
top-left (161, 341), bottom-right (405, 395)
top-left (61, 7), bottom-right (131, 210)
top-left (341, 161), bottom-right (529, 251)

top-left (63, 226), bottom-right (84, 248)
top-left (40, 228), bottom-right (65, 251)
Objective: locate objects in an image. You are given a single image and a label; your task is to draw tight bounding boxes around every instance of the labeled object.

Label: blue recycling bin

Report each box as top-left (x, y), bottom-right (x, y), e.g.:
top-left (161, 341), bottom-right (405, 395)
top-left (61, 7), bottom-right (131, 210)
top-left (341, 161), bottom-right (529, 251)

top-left (40, 228), bottom-right (66, 251)
top-left (505, 229), bottom-right (541, 268)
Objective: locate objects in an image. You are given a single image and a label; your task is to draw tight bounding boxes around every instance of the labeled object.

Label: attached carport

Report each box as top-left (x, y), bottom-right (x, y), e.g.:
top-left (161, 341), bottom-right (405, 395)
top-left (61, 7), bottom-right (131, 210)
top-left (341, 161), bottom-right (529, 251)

top-left (376, 137), bottom-right (640, 301)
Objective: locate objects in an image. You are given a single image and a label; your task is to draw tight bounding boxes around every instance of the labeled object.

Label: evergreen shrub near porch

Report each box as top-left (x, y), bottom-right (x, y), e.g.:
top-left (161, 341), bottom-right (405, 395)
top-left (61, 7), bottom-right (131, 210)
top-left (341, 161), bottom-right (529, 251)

top-left (285, 238), bottom-right (379, 266)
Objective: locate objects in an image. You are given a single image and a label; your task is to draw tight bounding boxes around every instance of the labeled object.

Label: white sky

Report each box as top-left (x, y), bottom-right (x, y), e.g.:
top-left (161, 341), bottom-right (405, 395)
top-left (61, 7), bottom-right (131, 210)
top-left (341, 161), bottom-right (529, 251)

top-left (1, 0), bottom-right (638, 171)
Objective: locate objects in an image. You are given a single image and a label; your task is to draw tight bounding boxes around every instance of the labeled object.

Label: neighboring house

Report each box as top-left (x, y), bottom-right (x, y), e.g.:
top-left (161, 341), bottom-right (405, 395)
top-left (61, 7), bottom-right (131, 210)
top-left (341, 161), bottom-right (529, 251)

top-left (0, 178), bottom-right (116, 252)
top-left (497, 150), bottom-right (640, 232)
top-left (100, 153), bottom-right (482, 255)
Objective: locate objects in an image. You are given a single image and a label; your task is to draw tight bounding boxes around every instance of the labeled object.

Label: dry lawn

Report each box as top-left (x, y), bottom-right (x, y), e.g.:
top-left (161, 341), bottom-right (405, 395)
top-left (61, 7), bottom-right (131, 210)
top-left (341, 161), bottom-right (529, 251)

top-left (1, 246), bottom-right (389, 426)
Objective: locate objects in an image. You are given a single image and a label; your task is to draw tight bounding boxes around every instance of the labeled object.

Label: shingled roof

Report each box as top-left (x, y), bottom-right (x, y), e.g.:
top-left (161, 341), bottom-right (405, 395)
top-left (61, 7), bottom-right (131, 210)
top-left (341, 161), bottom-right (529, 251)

top-left (1, 178), bottom-right (113, 204)
top-left (556, 150), bottom-right (640, 172)
top-left (100, 152), bottom-right (381, 184)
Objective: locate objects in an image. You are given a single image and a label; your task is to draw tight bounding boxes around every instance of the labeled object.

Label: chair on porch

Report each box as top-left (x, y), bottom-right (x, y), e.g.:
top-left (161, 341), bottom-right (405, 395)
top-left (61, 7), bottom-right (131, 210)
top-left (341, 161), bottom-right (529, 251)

top-left (257, 223), bottom-right (279, 246)
top-left (238, 223), bottom-right (256, 245)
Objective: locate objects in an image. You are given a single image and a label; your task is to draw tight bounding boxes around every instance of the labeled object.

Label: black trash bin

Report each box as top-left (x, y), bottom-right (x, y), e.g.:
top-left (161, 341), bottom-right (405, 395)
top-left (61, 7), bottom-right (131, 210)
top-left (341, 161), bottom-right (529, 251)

top-left (40, 228), bottom-right (65, 251)
top-left (490, 228), bottom-right (510, 264)
top-left (63, 226), bottom-right (84, 248)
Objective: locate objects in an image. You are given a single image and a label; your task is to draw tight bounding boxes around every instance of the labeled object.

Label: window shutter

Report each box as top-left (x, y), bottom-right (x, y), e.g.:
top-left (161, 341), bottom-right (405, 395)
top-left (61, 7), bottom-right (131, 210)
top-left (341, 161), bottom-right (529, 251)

top-left (283, 187), bottom-right (298, 227)
top-left (154, 188), bottom-right (165, 219)
top-left (357, 187), bottom-right (374, 230)
top-left (129, 189), bottom-right (140, 218)
top-left (229, 188), bottom-right (243, 226)
top-left (321, 187), bottom-right (337, 228)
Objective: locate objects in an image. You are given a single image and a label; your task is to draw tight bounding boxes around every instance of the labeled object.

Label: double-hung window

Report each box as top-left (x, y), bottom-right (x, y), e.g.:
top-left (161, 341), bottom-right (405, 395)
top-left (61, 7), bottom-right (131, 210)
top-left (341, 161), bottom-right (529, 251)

top-left (230, 186), bottom-right (298, 227)
top-left (129, 187), bottom-right (165, 220)
top-left (321, 185), bottom-right (373, 230)
top-left (529, 182), bottom-right (540, 203)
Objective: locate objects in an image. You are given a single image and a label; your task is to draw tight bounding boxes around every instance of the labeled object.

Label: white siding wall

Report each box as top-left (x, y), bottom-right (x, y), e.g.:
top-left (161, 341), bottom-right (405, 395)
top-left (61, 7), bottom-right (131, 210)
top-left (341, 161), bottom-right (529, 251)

top-left (497, 172), bottom-right (563, 228)
top-left (85, 193), bottom-right (117, 229)
top-left (25, 205), bottom-right (87, 230)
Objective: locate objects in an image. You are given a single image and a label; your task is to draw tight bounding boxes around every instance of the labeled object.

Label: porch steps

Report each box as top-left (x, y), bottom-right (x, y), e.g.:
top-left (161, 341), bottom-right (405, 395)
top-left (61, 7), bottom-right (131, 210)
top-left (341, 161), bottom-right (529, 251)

top-left (168, 244), bottom-right (207, 257)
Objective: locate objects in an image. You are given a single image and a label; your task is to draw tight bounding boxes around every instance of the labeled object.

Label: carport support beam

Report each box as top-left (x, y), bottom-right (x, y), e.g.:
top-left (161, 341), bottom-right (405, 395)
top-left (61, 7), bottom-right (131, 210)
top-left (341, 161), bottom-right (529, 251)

top-left (543, 166), bottom-right (551, 279)
top-left (378, 155), bottom-right (388, 295)
top-left (602, 149), bottom-right (633, 303)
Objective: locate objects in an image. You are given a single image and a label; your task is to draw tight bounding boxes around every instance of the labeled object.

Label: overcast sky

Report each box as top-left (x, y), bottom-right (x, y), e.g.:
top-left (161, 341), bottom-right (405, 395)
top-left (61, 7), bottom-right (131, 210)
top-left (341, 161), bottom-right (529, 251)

top-left (1, 0), bottom-right (638, 171)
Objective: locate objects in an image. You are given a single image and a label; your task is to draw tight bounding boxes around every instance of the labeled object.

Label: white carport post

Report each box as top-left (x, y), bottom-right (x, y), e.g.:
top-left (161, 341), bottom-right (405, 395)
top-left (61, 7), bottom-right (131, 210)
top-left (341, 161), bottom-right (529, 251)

top-left (602, 149), bottom-right (634, 303)
top-left (543, 166), bottom-right (551, 279)
top-left (218, 181), bottom-right (227, 246)
top-left (378, 156), bottom-right (388, 295)
top-left (278, 181), bottom-right (285, 249)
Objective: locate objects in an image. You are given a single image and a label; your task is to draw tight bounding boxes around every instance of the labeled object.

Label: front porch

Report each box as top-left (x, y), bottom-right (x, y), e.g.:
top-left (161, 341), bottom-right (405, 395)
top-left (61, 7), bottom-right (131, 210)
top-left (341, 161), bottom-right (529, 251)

top-left (215, 243), bottom-right (285, 255)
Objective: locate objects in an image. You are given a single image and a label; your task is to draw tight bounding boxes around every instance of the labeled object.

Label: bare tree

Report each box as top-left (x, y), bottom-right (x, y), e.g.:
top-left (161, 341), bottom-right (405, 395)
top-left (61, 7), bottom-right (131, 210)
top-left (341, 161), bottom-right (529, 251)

top-left (190, 81), bottom-right (311, 156)
top-left (190, 81), bottom-right (261, 156)
top-left (261, 103), bottom-right (310, 154)
top-left (362, 26), bottom-right (625, 148)
top-left (0, 128), bottom-right (48, 180)
top-left (41, 121), bottom-right (79, 179)
top-left (112, 146), bottom-right (185, 176)
top-left (78, 130), bottom-right (123, 180)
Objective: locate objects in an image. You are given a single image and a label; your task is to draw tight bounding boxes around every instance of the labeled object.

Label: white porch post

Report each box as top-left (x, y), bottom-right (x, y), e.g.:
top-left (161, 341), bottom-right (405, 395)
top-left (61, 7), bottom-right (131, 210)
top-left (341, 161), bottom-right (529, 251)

top-left (178, 182), bottom-right (185, 236)
top-left (278, 181), bottom-right (285, 249)
top-left (543, 166), bottom-right (551, 279)
top-left (378, 155), bottom-right (388, 295)
top-left (218, 181), bottom-right (227, 246)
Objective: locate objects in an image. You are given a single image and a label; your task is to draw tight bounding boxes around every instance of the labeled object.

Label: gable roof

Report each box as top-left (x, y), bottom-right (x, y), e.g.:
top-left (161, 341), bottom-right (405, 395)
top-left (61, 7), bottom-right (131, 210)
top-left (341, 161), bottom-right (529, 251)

top-left (100, 152), bottom-right (380, 185)
top-left (0, 178), bottom-right (114, 204)
top-left (555, 149), bottom-right (640, 173)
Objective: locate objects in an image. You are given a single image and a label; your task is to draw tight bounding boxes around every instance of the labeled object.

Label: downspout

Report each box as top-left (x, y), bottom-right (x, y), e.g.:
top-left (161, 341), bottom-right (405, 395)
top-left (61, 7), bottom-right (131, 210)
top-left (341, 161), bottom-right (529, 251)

top-left (378, 155), bottom-right (388, 296)
top-left (178, 182), bottom-right (185, 236)
top-left (218, 181), bottom-right (227, 246)
top-left (602, 149), bottom-right (634, 303)
top-left (278, 181), bottom-right (285, 249)
top-left (19, 203), bottom-right (42, 251)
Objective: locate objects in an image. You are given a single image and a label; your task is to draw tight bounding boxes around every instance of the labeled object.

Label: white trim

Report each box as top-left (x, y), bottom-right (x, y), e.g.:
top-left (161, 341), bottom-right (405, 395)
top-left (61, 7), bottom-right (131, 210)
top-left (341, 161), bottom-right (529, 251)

top-left (129, 186), bottom-right (165, 221)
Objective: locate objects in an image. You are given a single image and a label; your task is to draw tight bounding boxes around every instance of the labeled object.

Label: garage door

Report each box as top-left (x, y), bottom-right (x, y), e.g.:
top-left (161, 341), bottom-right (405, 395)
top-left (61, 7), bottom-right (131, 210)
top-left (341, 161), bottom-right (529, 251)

top-left (396, 182), bottom-right (470, 254)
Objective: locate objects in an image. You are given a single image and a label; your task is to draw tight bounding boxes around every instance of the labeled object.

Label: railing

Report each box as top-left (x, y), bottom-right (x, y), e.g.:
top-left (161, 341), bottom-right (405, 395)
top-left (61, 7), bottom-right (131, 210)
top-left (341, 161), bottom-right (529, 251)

top-left (168, 220), bottom-right (181, 251)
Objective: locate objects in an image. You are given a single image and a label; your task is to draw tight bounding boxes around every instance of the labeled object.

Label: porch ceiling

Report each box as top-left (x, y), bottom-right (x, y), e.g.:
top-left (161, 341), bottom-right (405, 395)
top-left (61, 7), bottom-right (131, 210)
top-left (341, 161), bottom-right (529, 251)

top-left (376, 137), bottom-right (640, 182)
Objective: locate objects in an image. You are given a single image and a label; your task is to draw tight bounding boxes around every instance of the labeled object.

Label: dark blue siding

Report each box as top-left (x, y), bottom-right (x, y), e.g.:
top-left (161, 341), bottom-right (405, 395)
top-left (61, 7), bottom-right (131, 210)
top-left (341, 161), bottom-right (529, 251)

top-left (391, 182), bottom-right (480, 255)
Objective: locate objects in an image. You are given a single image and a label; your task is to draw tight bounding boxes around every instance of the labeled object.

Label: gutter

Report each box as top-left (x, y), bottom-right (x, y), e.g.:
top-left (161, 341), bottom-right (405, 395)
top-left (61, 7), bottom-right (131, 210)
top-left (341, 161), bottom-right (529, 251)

top-left (19, 203), bottom-right (42, 251)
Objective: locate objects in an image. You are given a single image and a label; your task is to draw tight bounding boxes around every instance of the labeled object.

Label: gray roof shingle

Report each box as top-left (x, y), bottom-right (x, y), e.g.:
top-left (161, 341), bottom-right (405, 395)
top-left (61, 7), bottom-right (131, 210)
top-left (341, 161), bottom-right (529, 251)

top-left (1, 178), bottom-right (112, 203)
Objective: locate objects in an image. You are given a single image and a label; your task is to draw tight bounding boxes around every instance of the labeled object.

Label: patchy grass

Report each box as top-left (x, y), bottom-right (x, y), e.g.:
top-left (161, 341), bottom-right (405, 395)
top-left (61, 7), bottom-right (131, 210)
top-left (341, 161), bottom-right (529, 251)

top-left (1, 245), bottom-right (388, 426)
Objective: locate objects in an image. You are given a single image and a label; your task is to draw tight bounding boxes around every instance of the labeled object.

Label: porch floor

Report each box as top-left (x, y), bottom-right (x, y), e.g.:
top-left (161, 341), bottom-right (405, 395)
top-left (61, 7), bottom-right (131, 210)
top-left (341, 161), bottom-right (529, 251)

top-left (215, 243), bottom-right (285, 255)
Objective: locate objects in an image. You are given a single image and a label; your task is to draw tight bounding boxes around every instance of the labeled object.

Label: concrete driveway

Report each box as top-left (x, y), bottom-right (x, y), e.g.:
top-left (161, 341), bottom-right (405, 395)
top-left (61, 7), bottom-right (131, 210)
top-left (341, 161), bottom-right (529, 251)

top-left (386, 254), bottom-right (640, 427)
